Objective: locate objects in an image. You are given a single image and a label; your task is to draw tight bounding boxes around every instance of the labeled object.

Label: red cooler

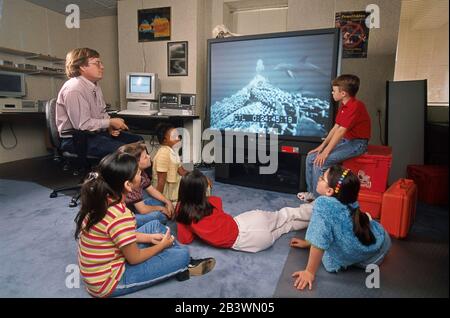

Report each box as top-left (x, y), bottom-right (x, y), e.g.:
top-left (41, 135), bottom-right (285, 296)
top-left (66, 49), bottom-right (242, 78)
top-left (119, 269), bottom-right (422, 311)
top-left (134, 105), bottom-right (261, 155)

top-left (358, 190), bottom-right (383, 219)
top-left (380, 179), bottom-right (417, 239)
top-left (343, 145), bottom-right (392, 193)
top-left (407, 165), bottom-right (448, 205)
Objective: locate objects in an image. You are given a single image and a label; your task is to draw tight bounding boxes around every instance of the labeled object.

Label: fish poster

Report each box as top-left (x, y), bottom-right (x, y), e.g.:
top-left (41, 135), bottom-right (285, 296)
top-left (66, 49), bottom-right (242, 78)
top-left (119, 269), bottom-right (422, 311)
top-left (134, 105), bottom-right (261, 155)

top-left (138, 7), bottom-right (171, 42)
top-left (335, 11), bottom-right (370, 58)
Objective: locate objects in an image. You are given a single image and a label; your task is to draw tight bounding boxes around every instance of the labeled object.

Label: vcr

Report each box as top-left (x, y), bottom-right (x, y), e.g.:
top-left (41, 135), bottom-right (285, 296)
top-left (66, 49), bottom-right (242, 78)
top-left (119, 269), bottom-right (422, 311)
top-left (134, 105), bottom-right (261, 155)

top-left (159, 93), bottom-right (196, 116)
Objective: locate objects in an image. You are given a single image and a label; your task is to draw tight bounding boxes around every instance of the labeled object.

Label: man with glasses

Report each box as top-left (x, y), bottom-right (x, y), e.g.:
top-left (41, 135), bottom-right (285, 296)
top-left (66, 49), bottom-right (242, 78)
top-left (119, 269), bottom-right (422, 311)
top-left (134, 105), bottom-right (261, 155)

top-left (56, 48), bottom-right (143, 158)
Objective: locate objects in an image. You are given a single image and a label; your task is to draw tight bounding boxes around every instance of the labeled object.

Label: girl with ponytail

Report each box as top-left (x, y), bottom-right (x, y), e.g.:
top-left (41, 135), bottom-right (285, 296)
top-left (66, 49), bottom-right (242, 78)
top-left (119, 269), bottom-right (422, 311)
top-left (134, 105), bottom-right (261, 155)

top-left (291, 165), bottom-right (391, 291)
top-left (74, 152), bottom-right (215, 298)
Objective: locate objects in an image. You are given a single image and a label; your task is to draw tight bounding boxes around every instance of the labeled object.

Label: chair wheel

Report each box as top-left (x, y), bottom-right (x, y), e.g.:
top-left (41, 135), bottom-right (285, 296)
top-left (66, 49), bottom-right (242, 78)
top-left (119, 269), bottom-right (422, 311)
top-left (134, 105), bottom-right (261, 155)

top-left (50, 192), bottom-right (57, 198)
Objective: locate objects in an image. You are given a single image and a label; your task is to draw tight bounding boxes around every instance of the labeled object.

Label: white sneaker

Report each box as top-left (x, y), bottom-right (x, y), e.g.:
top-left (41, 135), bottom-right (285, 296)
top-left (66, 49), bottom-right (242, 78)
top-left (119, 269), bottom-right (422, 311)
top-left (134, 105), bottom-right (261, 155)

top-left (296, 192), bottom-right (315, 202)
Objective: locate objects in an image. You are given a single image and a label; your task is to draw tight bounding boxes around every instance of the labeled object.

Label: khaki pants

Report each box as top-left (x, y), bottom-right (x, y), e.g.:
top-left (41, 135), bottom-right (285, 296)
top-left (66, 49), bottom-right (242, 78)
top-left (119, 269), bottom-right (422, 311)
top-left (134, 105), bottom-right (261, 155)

top-left (231, 203), bottom-right (313, 253)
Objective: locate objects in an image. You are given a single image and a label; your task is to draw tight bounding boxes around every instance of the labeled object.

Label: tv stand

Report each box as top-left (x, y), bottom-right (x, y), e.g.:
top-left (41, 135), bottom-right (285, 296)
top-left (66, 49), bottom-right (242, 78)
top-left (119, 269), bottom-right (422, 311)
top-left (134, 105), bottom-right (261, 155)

top-left (214, 139), bottom-right (321, 194)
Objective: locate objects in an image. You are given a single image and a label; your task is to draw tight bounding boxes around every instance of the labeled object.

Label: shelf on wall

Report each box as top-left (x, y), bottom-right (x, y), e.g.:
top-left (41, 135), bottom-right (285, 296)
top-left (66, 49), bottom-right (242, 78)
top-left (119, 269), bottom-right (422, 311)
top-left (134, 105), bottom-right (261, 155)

top-left (0, 46), bottom-right (65, 64)
top-left (0, 64), bottom-right (66, 77)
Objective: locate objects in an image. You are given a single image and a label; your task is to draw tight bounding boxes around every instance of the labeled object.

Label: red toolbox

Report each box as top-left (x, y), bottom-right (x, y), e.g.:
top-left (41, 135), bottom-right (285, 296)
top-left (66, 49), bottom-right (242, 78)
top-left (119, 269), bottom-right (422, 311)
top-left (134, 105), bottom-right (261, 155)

top-left (358, 189), bottom-right (383, 219)
top-left (343, 145), bottom-right (392, 193)
top-left (406, 165), bottom-right (448, 205)
top-left (380, 179), bottom-right (418, 239)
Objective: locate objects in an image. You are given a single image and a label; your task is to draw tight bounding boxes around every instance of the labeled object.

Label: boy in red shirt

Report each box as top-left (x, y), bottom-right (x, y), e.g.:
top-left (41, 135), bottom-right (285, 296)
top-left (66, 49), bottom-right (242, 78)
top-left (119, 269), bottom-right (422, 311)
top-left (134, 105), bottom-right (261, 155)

top-left (298, 74), bottom-right (371, 201)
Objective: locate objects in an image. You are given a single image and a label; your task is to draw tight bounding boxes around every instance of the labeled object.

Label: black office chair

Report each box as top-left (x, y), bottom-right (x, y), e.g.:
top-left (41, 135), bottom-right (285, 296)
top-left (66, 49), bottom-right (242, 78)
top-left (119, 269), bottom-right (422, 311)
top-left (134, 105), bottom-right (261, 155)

top-left (45, 98), bottom-right (100, 207)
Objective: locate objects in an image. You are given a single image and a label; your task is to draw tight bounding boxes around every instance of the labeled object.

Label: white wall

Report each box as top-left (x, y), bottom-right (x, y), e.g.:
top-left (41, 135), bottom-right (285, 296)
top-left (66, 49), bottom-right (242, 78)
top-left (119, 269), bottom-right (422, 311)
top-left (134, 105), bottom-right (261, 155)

top-left (0, 0), bottom-right (78, 164)
top-left (79, 16), bottom-right (120, 108)
top-left (232, 7), bottom-right (287, 35)
top-left (394, 0), bottom-right (449, 106)
top-left (118, 0), bottom-right (200, 110)
top-left (0, 0), bottom-right (120, 164)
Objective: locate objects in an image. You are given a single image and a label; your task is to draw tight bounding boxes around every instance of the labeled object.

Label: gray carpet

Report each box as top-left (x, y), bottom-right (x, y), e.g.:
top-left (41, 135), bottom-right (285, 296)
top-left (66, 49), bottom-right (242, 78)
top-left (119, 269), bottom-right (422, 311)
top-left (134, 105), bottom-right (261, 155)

top-left (274, 204), bottom-right (449, 298)
top-left (1, 170), bottom-right (448, 298)
top-left (0, 177), bottom-right (299, 298)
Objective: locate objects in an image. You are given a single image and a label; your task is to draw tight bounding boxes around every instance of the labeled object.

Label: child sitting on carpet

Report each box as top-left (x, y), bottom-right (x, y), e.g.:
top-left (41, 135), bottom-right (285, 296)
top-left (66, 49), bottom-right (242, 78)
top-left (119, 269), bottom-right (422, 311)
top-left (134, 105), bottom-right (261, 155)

top-left (118, 141), bottom-right (174, 227)
top-left (291, 165), bottom-right (391, 291)
top-left (175, 169), bottom-right (313, 253)
top-left (74, 152), bottom-right (215, 298)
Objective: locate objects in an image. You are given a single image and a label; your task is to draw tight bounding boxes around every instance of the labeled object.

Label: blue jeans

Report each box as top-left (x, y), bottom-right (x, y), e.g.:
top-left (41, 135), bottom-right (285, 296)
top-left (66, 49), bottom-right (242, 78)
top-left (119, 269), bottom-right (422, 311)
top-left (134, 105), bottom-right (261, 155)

top-left (134, 197), bottom-right (168, 228)
top-left (306, 138), bottom-right (368, 197)
top-left (61, 131), bottom-right (143, 159)
top-left (109, 220), bottom-right (190, 297)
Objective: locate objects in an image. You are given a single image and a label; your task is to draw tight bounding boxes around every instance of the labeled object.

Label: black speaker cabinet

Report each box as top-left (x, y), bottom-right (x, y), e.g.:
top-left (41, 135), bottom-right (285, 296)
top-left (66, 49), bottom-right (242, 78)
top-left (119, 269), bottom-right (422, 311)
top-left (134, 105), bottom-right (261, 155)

top-left (214, 138), bottom-right (320, 194)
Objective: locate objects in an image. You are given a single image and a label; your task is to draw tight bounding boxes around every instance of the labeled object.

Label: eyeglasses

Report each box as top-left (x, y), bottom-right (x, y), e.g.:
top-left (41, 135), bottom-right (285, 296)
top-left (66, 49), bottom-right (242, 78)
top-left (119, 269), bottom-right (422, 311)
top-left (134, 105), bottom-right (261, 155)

top-left (88, 60), bottom-right (104, 67)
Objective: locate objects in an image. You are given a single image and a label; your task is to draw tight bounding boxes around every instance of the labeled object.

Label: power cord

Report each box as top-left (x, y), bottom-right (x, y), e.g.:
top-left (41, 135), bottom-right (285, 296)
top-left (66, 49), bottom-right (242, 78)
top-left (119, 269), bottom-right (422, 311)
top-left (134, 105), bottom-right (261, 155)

top-left (0, 122), bottom-right (18, 150)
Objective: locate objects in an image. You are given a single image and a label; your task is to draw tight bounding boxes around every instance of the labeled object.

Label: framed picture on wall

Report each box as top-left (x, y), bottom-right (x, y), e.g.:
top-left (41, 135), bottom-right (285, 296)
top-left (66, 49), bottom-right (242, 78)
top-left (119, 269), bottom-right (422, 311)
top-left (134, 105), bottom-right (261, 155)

top-left (167, 41), bottom-right (188, 76)
top-left (138, 7), bottom-right (171, 42)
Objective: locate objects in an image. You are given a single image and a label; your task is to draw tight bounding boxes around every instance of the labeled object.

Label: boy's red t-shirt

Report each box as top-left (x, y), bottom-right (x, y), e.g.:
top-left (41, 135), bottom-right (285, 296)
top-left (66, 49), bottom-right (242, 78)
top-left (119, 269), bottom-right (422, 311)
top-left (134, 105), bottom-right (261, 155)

top-left (176, 196), bottom-right (239, 248)
top-left (335, 97), bottom-right (371, 140)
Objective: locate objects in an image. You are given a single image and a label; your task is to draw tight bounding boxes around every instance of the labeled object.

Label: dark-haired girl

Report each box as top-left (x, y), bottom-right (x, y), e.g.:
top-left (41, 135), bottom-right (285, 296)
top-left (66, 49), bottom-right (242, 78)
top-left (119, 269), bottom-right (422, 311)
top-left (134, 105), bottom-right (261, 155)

top-left (117, 141), bottom-right (174, 227)
top-left (176, 170), bottom-right (312, 253)
top-left (152, 123), bottom-right (212, 203)
top-left (74, 152), bottom-right (215, 298)
top-left (292, 165), bottom-right (391, 291)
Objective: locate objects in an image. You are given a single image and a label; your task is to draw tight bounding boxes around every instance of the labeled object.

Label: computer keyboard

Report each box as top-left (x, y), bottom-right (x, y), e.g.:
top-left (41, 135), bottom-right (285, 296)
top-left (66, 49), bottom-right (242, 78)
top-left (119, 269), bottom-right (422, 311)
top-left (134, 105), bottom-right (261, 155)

top-left (117, 109), bottom-right (158, 116)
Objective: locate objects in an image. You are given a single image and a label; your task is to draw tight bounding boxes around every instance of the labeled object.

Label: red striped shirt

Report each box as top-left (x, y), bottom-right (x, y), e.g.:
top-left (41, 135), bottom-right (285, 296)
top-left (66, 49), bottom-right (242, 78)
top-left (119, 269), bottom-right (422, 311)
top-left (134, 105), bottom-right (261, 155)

top-left (78, 202), bottom-right (137, 298)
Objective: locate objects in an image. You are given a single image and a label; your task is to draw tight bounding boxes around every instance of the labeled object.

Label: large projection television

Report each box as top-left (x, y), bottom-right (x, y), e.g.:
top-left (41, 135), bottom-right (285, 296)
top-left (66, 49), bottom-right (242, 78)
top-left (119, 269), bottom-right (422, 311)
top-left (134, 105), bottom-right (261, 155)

top-left (207, 28), bottom-right (341, 142)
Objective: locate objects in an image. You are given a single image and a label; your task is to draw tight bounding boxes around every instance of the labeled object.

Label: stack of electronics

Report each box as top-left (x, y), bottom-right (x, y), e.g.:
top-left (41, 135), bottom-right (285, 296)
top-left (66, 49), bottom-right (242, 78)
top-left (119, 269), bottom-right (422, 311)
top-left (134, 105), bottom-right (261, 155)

top-left (117, 72), bottom-right (197, 117)
top-left (16, 63), bottom-right (37, 70)
top-left (159, 93), bottom-right (196, 116)
top-left (42, 66), bottom-right (64, 73)
top-left (0, 70), bottom-right (40, 112)
top-left (0, 60), bottom-right (14, 67)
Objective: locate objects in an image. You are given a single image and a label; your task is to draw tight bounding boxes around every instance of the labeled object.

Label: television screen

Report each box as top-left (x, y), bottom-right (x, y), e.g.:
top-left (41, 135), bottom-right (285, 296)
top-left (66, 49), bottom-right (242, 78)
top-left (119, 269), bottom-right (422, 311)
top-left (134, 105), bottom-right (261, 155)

top-left (207, 28), bottom-right (341, 141)
top-left (129, 75), bottom-right (151, 94)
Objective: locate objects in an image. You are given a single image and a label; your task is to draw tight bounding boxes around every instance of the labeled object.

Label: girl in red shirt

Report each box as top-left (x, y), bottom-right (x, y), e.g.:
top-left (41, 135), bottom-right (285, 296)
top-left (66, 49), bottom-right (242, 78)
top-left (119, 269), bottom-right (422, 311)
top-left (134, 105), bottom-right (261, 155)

top-left (176, 170), bottom-right (313, 253)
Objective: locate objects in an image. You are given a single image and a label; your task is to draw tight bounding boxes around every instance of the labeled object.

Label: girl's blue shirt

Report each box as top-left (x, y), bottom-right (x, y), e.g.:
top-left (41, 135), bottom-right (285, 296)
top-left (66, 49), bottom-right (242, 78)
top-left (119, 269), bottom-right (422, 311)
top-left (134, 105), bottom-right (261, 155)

top-left (305, 196), bottom-right (387, 272)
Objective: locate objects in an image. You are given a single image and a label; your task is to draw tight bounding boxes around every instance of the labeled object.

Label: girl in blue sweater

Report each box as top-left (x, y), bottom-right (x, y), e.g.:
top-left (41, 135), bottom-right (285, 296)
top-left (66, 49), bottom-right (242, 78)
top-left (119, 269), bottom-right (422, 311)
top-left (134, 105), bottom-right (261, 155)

top-left (292, 165), bottom-right (391, 291)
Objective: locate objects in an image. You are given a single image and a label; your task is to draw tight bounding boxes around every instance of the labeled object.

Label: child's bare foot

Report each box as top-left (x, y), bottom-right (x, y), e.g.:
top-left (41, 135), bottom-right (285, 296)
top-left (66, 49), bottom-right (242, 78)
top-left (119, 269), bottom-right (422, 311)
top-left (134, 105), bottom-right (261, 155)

top-left (296, 192), bottom-right (315, 203)
top-left (290, 238), bottom-right (310, 249)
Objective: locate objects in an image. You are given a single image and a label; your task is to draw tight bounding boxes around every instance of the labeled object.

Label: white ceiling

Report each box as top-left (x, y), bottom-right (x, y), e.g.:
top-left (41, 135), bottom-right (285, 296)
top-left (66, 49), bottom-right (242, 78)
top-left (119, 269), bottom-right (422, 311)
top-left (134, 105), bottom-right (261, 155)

top-left (25, 0), bottom-right (119, 19)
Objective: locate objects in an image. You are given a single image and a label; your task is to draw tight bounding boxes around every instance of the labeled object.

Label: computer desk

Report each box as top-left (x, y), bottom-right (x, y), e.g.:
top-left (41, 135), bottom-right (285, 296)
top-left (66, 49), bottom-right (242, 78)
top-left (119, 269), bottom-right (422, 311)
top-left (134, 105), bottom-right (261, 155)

top-left (0, 111), bottom-right (51, 150)
top-left (112, 112), bottom-right (202, 163)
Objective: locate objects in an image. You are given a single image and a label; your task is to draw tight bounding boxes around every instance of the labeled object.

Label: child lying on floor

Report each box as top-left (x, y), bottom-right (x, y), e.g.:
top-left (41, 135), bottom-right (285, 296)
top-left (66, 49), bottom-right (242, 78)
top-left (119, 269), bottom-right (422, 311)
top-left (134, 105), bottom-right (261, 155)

top-left (175, 169), bottom-right (313, 253)
top-left (291, 165), bottom-right (391, 291)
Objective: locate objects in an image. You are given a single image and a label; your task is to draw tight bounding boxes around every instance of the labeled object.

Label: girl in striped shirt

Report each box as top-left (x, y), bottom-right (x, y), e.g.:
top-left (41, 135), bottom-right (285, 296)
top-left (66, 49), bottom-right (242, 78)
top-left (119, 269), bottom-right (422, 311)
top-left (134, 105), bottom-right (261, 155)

top-left (74, 152), bottom-right (215, 297)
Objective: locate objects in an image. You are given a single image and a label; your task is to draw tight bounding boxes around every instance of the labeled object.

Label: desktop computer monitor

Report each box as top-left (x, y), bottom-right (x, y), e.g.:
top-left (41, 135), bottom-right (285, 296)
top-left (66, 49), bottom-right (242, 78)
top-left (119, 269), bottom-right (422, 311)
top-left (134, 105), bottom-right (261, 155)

top-left (0, 71), bottom-right (26, 97)
top-left (126, 72), bottom-right (159, 101)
